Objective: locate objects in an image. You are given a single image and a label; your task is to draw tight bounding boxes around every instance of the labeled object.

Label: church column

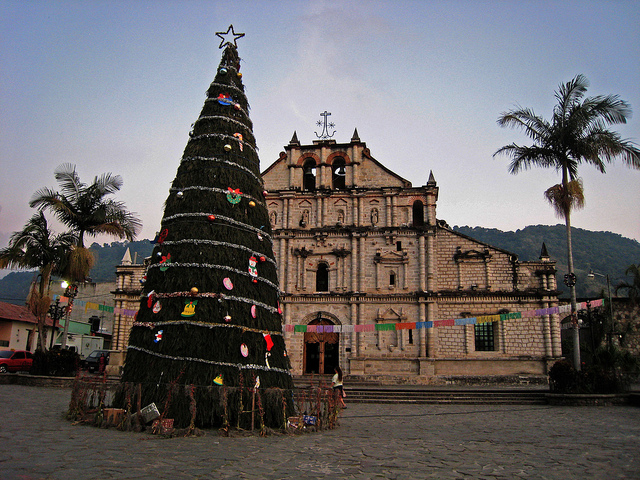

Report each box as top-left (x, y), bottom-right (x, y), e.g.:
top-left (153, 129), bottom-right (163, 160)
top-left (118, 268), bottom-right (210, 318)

top-left (427, 302), bottom-right (436, 358)
top-left (391, 194), bottom-right (397, 226)
top-left (402, 257), bottom-right (408, 290)
top-left (351, 234), bottom-right (358, 291)
top-left (300, 255), bottom-right (306, 290)
top-left (294, 253), bottom-right (301, 290)
top-left (358, 236), bottom-right (366, 292)
top-left (278, 237), bottom-right (287, 291)
top-left (551, 313), bottom-right (562, 357)
top-left (283, 197), bottom-right (290, 229)
top-left (419, 301), bottom-right (427, 357)
top-left (352, 159), bottom-right (358, 186)
top-left (384, 194), bottom-right (391, 227)
top-left (542, 311), bottom-right (552, 357)
top-left (418, 235), bottom-right (426, 291)
top-left (426, 232), bottom-right (435, 291)
top-left (548, 273), bottom-right (562, 356)
top-left (351, 302), bottom-right (359, 357)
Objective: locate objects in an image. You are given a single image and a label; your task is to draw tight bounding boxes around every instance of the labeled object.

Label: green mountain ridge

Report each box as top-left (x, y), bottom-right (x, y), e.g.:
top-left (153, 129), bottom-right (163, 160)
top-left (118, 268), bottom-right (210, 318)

top-left (452, 224), bottom-right (640, 298)
top-left (1, 226), bottom-right (638, 305)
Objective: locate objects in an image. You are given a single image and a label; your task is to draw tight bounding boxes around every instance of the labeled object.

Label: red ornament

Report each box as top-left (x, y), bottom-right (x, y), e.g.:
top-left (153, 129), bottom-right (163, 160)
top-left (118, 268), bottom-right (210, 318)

top-left (147, 291), bottom-right (155, 308)
top-left (207, 214), bottom-right (216, 221)
top-left (158, 228), bottom-right (168, 244)
top-left (259, 256), bottom-right (266, 262)
top-left (263, 333), bottom-right (274, 351)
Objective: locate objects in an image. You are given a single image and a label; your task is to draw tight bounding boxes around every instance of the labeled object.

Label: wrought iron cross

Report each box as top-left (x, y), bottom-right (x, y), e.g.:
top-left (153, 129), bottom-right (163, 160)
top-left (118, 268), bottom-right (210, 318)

top-left (315, 111), bottom-right (336, 139)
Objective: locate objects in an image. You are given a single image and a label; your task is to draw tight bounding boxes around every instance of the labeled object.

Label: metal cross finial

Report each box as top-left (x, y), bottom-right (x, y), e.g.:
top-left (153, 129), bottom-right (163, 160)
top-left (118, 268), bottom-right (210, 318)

top-left (215, 25), bottom-right (245, 49)
top-left (315, 111), bottom-right (336, 139)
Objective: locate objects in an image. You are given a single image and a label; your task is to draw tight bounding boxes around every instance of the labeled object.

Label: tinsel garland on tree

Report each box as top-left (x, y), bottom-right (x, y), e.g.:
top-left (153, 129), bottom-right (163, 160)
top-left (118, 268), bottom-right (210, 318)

top-left (120, 42), bottom-right (294, 429)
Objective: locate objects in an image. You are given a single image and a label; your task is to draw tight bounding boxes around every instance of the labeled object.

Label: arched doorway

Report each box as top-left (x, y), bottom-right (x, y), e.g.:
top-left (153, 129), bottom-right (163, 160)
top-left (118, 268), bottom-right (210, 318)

top-left (303, 317), bottom-right (339, 375)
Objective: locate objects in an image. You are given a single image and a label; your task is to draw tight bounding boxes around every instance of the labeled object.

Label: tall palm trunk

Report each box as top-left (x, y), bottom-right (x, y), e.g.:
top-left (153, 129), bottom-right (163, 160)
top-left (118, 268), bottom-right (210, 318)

top-left (561, 166), bottom-right (581, 370)
top-left (565, 209), bottom-right (581, 370)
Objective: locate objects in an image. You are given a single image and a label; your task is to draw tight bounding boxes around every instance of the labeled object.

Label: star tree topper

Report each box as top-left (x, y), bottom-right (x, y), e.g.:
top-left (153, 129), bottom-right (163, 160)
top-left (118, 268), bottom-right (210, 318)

top-left (216, 25), bottom-right (245, 49)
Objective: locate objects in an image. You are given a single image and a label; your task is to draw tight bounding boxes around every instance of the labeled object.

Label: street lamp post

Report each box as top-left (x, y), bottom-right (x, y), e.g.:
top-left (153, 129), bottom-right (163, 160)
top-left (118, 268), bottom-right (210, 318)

top-left (587, 270), bottom-right (615, 346)
top-left (47, 297), bottom-right (66, 349)
top-left (60, 281), bottom-right (78, 349)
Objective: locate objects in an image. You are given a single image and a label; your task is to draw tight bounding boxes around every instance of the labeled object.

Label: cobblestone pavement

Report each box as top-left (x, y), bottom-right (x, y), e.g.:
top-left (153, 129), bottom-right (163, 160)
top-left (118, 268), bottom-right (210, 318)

top-left (1, 384), bottom-right (639, 479)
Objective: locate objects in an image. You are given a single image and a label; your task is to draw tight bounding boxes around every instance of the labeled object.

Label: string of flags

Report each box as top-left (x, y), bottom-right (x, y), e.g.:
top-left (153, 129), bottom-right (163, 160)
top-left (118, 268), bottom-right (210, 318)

top-left (53, 295), bottom-right (115, 314)
top-left (53, 292), bottom-right (604, 332)
top-left (285, 299), bottom-right (604, 333)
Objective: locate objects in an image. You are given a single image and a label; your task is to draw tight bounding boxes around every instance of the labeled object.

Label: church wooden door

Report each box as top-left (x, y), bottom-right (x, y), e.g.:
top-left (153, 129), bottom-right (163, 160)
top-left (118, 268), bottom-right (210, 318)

top-left (303, 318), bottom-right (339, 375)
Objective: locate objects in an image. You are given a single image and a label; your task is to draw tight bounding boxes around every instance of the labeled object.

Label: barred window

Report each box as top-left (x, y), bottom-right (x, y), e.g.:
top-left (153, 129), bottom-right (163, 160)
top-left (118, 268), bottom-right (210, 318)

top-left (474, 322), bottom-right (495, 351)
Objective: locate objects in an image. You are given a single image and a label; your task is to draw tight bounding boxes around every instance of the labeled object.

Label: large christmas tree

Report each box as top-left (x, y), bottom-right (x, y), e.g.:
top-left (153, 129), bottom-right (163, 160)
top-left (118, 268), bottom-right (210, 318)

top-left (121, 28), bottom-right (294, 430)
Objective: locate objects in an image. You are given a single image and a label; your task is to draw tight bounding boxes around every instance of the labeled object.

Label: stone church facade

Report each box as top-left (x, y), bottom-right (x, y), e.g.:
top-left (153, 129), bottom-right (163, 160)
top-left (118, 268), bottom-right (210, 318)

top-left (262, 130), bottom-right (562, 382)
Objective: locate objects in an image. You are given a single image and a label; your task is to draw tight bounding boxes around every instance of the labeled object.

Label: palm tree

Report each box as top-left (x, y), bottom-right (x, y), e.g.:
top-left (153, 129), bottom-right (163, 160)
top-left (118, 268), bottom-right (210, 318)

top-left (615, 264), bottom-right (640, 304)
top-left (0, 212), bottom-right (75, 350)
top-left (29, 163), bottom-right (142, 282)
top-left (494, 74), bottom-right (640, 370)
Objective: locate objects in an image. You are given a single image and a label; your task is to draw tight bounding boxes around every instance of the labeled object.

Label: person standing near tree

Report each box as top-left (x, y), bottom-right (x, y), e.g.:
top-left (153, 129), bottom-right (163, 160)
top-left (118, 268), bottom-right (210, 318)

top-left (332, 366), bottom-right (346, 408)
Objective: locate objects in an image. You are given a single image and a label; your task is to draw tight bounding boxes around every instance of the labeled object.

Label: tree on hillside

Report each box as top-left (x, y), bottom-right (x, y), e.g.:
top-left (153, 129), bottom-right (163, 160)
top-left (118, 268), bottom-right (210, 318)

top-left (0, 212), bottom-right (75, 350)
top-left (495, 74), bottom-right (640, 370)
top-left (29, 163), bottom-right (142, 283)
top-left (120, 32), bottom-right (294, 430)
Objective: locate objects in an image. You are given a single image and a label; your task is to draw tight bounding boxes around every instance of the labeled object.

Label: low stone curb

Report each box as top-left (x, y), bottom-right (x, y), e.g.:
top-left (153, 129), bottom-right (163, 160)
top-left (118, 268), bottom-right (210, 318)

top-left (546, 393), bottom-right (631, 406)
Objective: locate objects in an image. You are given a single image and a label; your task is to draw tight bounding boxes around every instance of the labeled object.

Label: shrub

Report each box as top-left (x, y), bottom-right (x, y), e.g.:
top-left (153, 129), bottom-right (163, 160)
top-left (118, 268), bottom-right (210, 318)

top-left (549, 346), bottom-right (640, 394)
top-left (31, 348), bottom-right (80, 377)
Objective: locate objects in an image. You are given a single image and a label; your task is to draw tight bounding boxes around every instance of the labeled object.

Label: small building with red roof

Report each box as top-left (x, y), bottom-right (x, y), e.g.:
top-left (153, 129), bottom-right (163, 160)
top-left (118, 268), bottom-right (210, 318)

top-left (0, 301), bottom-right (59, 352)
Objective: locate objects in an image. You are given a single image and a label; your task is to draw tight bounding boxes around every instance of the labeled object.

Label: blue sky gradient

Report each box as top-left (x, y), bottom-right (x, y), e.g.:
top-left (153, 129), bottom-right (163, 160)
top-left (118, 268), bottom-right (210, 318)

top-left (1, 0), bottom-right (638, 254)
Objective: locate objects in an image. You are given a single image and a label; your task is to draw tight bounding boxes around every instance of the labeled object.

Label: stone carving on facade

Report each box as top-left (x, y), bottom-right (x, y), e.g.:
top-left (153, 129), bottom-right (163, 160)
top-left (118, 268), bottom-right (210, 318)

top-left (370, 207), bottom-right (379, 226)
top-left (299, 209), bottom-right (309, 227)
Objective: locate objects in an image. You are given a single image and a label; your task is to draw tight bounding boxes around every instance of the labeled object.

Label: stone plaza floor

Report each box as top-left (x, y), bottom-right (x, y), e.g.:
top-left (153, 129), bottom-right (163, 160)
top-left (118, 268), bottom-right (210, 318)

top-left (0, 383), bottom-right (638, 479)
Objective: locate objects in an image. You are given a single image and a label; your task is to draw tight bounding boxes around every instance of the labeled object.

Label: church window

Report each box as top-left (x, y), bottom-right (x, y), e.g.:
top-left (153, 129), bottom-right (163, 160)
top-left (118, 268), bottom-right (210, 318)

top-left (332, 157), bottom-right (346, 190)
top-left (396, 241), bottom-right (402, 251)
top-left (408, 329), bottom-right (413, 345)
top-left (412, 200), bottom-right (424, 226)
top-left (474, 322), bottom-right (496, 351)
top-left (303, 159), bottom-right (316, 191)
top-left (316, 263), bottom-right (329, 292)
top-left (389, 271), bottom-right (396, 287)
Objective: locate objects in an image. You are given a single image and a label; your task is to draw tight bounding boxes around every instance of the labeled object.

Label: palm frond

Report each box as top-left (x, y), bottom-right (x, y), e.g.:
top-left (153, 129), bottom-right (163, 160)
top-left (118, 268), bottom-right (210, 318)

top-left (54, 163), bottom-right (84, 200)
top-left (95, 172), bottom-right (124, 194)
top-left (554, 74), bottom-right (588, 120)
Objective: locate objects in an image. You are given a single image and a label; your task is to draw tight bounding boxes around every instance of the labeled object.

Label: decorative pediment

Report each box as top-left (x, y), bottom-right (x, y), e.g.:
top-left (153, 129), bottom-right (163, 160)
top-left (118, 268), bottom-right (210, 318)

top-left (334, 198), bottom-right (348, 206)
top-left (454, 246), bottom-right (492, 263)
top-left (298, 199), bottom-right (312, 207)
top-left (374, 250), bottom-right (408, 264)
top-left (375, 307), bottom-right (406, 322)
